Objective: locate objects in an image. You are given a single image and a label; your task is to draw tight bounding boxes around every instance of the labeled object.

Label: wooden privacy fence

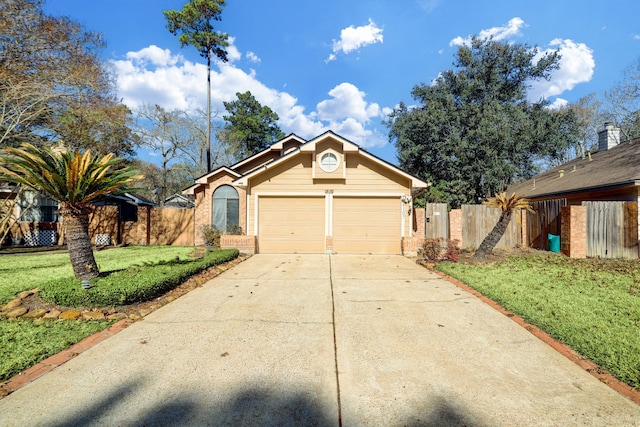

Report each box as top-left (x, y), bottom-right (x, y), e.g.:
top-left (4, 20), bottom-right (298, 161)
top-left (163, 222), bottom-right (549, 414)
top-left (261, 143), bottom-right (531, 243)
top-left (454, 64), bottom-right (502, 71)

top-left (527, 198), bottom-right (566, 250)
top-left (422, 203), bottom-right (449, 239)
top-left (461, 204), bottom-right (521, 250)
top-left (90, 206), bottom-right (194, 246)
top-left (584, 201), bottom-right (638, 259)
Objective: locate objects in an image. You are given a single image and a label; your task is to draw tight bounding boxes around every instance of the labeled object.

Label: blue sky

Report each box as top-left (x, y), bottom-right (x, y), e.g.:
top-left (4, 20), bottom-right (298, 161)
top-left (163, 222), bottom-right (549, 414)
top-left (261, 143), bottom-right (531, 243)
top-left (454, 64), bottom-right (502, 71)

top-left (43, 0), bottom-right (640, 165)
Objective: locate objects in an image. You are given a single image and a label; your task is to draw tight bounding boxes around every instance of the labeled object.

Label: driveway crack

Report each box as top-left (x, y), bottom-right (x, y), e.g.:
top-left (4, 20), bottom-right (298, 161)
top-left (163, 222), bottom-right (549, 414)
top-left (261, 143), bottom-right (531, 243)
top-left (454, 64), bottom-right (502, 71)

top-left (329, 255), bottom-right (343, 427)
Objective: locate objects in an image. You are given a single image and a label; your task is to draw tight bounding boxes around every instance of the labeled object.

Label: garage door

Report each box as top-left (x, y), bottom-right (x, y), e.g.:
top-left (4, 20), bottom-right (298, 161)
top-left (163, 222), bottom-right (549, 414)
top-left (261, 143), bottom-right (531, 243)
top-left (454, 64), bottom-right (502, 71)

top-left (258, 196), bottom-right (325, 253)
top-left (333, 197), bottom-right (401, 254)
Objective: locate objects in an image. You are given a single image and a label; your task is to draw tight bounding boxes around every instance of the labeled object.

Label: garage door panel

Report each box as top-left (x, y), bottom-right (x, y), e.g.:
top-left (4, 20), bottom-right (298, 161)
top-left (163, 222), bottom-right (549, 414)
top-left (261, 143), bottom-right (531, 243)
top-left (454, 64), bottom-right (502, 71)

top-left (333, 197), bottom-right (400, 254)
top-left (259, 197), bottom-right (325, 253)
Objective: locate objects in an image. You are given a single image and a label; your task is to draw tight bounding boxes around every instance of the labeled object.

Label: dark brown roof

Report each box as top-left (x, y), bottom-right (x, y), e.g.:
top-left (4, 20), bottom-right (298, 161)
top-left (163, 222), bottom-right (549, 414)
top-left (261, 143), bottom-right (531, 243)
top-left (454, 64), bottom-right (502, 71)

top-left (508, 138), bottom-right (640, 199)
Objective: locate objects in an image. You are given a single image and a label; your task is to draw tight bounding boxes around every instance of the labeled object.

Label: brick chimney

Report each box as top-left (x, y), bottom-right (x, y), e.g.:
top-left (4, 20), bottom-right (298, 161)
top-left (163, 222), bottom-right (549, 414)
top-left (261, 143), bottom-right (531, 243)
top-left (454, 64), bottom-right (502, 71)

top-left (598, 122), bottom-right (620, 151)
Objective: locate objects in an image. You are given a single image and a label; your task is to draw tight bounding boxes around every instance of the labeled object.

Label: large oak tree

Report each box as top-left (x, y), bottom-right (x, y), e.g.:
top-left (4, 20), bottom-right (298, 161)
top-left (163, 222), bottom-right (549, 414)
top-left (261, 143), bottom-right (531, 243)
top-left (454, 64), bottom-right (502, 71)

top-left (388, 36), bottom-right (575, 208)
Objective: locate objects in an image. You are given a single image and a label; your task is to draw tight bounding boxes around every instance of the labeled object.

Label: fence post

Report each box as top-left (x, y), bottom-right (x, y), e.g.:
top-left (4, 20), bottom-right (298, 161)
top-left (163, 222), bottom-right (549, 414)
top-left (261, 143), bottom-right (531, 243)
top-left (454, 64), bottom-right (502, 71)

top-left (561, 205), bottom-right (586, 258)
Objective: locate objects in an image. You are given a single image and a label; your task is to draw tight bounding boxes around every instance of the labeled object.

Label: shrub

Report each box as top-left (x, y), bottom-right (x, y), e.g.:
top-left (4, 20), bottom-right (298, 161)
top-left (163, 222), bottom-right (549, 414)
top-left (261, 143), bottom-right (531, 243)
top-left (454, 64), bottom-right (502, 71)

top-left (418, 238), bottom-right (459, 262)
top-left (39, 248), bottom-right (239, 308)
top-left (200, 226), bottom-right (221, 249)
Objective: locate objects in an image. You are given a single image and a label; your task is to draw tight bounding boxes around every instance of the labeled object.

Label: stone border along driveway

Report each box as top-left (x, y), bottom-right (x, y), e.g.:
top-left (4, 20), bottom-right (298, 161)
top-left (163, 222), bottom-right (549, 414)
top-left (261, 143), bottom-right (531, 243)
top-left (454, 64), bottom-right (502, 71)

top-left (0, 254), bottom-right (638, 426)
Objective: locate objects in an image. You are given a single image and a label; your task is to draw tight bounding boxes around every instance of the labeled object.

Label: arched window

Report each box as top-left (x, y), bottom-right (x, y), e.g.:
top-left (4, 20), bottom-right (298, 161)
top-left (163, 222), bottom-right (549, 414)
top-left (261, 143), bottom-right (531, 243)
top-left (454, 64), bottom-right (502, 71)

top-left (212, 185), bottom-right (239, 232)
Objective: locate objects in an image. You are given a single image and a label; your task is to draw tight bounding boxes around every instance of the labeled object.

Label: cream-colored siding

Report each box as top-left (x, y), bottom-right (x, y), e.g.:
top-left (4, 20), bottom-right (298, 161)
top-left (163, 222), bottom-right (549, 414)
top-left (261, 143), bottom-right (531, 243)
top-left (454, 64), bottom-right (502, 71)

top-left (332, 197), bottom-right (401, 254)
top-left (246, 146), bottom-right (416, 254)
top-left (258, 196), bottom-right (325, 253)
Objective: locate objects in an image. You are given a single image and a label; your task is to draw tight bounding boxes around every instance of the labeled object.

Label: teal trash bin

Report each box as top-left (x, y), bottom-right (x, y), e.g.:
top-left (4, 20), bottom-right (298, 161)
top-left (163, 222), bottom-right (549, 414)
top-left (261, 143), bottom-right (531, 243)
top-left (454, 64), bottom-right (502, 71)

top-left (547, 234), bottom-right (560, 252)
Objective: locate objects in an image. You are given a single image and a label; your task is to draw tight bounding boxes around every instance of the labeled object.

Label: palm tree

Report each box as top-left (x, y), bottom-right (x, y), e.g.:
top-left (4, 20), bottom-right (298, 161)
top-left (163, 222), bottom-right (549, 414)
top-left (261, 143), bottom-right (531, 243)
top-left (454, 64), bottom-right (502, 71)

top-left (0, 143), bottom-right (141, 280)
top-left (474, 192), bottom-right (534, 259)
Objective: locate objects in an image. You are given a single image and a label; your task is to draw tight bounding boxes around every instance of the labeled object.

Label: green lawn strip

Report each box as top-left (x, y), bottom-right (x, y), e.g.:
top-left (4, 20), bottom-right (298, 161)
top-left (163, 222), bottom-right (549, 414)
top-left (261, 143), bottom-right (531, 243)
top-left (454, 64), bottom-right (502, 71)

top-left (0, 319), bottom-right (113, 382)
top-left (0, 246), bottom-right (195, 304)
top-left (436, 254), bottom-right (640, 390)
top-left (38, 249), bottom-right (239, 308)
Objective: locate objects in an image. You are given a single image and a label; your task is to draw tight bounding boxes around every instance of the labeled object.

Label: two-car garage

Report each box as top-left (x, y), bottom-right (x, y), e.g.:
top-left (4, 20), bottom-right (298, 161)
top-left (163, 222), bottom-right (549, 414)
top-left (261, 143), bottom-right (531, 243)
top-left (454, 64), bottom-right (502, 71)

top-left (257, 195), bottom-right (402, 255)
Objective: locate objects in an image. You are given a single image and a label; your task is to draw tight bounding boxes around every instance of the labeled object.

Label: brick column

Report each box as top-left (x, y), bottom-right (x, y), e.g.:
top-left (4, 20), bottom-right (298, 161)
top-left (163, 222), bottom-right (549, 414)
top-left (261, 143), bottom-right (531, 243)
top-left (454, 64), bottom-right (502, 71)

top-left (449, 209), bottom-right (462, 247)
top-left (561, 205), bottom-right (586, 258)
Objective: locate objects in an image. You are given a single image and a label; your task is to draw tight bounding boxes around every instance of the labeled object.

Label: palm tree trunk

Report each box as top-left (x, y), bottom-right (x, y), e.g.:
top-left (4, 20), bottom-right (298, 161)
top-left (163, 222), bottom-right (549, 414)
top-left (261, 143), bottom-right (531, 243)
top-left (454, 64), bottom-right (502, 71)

top-left (474, 210), bottom-right (513, 259)
top-left (63, 212), bottom-right (99, 279)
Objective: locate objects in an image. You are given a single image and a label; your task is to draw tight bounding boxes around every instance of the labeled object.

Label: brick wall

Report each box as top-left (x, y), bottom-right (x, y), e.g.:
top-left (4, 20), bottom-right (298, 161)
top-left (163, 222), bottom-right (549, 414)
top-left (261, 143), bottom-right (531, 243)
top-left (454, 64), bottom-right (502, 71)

top-left (413, 208), bottom-right (425, 237)
top-left (220, 235), bottom-right (256, 254)
top-left (561, 205), bottom-right (587, 258)
top-left (326, 236), bottom-right (333, 253)
top-left (402, 236), bottom-right (424, 256)
top-left (194, 174), bottom-right (247, 246)
top-left (449, 209), bottom-right (462, 247)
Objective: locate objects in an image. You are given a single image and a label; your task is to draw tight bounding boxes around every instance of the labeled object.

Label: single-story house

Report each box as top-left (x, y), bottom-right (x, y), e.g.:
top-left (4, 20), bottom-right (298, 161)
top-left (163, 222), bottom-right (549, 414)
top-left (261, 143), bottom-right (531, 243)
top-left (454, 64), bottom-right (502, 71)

top-left (508, 123), bottom-right (640, 204)
top-left (508, 123), bottom-right (640, 257)
top-left (2, 189), bottom-right (157, 247)
top-left (184, 131), bottom-right (429, 254)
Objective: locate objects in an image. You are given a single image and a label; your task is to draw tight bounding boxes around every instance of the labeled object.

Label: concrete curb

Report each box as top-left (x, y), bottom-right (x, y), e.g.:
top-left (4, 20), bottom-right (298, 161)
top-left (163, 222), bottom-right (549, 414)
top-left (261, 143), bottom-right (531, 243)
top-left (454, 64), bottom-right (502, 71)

top-left (431, 268), bottom-right (640, 405)
top-left (0, 319), bottom-right (132, 398)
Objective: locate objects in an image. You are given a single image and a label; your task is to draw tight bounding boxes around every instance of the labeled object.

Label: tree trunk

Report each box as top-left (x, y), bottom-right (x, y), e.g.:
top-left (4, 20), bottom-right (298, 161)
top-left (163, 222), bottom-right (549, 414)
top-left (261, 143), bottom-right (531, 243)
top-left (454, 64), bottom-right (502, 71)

top-left (63, 212), bottom-right (99, 279)
top-left (474, 210), bottom-right (513, 259)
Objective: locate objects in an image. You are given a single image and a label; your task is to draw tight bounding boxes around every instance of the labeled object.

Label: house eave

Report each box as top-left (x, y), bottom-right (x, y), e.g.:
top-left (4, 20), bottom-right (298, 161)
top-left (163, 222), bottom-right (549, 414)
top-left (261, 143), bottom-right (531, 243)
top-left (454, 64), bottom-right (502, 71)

top-left (523, 180), bottom-right (640, 200)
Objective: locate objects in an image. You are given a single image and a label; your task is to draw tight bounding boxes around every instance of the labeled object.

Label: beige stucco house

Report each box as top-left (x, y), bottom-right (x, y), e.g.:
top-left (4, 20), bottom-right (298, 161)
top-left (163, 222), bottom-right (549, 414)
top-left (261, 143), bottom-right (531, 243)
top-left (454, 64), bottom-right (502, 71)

top-left (184, 131), bottom-right (429, 254)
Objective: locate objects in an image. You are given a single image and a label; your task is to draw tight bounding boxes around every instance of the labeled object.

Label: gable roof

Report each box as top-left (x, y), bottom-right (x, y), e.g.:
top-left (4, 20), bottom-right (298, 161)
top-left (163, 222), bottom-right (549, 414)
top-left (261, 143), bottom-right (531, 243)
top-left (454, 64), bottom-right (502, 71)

top-left (182, 166), bottom-right (242, 195)
top-left (508, 137), bottom-right (640, 199)
top-left (233, 130), bottom-right (429, 189)
top-left (230, 133), bottom-right (306, 172)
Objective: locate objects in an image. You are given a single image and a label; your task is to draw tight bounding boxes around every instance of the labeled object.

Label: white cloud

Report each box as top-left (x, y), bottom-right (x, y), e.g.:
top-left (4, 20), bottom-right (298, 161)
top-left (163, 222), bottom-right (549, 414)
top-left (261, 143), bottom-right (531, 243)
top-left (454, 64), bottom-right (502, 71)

top-left (528, 39), bottom-right (595, 101)
top-left (450, 17), bottom-right (526, 47)
top-left (246, 51), bottom-right (261, 63)
top-left (111, 45), bottom-right (389, 150)
top-left (316, 83), bottom-right (382, 123)
top-left (125, 45), bottom-right (181, 67)
top-left (547, 98), bottom-right (569, 109)
top-left (225, 36), bottom-right (242, 63)
top-left (634, 34), bottom-right (640, 40)
top-left (326, 19), bottom-right (383, 63)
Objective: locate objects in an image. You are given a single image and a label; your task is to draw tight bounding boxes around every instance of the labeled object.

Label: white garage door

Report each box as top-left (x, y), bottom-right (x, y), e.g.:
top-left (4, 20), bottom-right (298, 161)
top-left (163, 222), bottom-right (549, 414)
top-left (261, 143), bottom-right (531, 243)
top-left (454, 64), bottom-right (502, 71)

top-left (258, 196), bottom-right (325, 253)
top-left (332, 197), bottom-right (401, 254)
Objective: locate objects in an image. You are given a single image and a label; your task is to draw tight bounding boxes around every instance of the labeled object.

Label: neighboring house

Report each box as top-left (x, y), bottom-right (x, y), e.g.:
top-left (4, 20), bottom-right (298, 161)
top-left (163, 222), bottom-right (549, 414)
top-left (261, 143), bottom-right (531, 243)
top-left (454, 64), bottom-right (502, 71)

top-left (184, 131), bottom-right (429, 254)
top-left (508, 123), bottom-right (640, 257)
top-left (509, 123), bottom-right (640, 204)
top-left (163, 193), bottom-right (195, 209)
top-left (2, 190), bottom-right (157, 247)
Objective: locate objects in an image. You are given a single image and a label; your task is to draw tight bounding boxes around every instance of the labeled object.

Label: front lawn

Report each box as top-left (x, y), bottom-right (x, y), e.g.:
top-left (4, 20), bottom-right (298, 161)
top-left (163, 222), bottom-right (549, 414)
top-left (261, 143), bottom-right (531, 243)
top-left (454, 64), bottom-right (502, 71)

top-left (0, 246), bottom-right (195, 304)
top-left (437, 253), bottom-right (640, 390)
top-left (0, 319), bottom-right (112, 382)
top-left (0, 246), bottom-right (239, 384)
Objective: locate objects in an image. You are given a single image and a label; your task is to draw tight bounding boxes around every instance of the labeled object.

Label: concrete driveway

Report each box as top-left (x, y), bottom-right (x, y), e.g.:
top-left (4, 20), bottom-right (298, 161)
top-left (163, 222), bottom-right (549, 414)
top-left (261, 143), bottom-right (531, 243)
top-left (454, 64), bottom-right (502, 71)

top-left (0, 254), bottom-right (638, 426)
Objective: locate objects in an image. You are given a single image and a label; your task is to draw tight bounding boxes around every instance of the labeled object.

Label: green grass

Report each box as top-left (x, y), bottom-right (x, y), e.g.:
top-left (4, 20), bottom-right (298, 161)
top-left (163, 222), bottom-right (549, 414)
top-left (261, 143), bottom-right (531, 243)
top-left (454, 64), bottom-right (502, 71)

top-left (0, 246), bottom-right (195, 304)
top-left (0, 319), bottom-right (113, 382)
top-left (437, 253), bottom-right (640, 389)
top-left (39, 249), bottom-right (239, 307)
top-left (0, 246), bottom-right (239, 384)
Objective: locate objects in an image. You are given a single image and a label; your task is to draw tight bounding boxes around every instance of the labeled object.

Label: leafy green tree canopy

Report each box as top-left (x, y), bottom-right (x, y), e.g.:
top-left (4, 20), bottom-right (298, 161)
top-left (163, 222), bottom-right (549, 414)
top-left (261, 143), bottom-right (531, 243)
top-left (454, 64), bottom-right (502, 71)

top-left (388, 36), bottom-right (575, 208)
top-left (164, 0), bottom-right (229, 61)
top-left (219, 91), bottom-right (285, 159)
